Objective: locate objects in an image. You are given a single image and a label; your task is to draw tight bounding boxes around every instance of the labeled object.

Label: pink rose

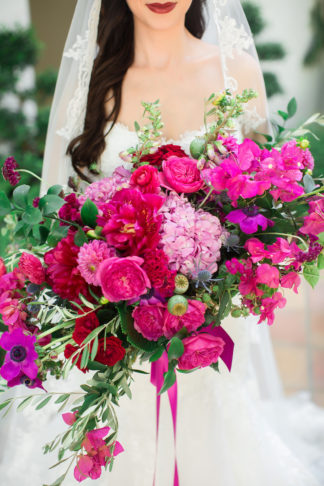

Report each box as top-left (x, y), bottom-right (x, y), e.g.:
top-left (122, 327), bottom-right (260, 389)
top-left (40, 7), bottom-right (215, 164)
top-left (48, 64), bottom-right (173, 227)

top-left (130, 165), bottom-right (160, 194)
top-left (160, 156), bottom-right (204, 193)
top-left (18, 252), bottom-right (45, 285)
top-left (178, 333), bottom-right (225, 370)
top-left (163, 299), bottom-right (207, 339)
top-left (97, 256), bottom-right (151, 302)
top-left (132, 301), bottom-right (165, 341)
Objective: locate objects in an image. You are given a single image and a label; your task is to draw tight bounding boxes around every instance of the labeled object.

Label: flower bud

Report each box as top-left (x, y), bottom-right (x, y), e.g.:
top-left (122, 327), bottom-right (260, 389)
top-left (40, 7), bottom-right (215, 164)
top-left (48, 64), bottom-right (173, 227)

top-left (167, 295), bottom-right (188, 316)
top-left (231, 308), bottom-right (242, 318)
top-left (99, 296), bottom-right (109, 305)
top-left (299, 139), bottom-right (309, 149)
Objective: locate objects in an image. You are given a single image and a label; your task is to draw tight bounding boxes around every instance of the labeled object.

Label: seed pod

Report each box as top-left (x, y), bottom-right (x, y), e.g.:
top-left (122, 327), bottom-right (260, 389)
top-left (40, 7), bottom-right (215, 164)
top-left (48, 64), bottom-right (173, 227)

top-left (167, 295), bottom-right (188, 316)
top-left (174, 274), bottom-right (189, 294)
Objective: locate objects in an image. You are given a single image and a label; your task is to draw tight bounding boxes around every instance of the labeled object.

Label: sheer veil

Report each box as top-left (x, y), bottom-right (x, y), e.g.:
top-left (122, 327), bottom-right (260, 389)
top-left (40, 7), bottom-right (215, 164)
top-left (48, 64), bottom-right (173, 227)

top-left (40, 0), bottom-right (271, 195)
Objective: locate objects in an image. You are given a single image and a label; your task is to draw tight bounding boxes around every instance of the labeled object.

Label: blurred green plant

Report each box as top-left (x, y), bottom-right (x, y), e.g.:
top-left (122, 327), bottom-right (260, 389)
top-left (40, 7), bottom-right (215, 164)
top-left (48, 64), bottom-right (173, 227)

top-left (0, 25), bottom-right (57, 257)
top-left (304, 0), bottom-right (324, 66)
top-left (242, 1), bottom-right (286, 98)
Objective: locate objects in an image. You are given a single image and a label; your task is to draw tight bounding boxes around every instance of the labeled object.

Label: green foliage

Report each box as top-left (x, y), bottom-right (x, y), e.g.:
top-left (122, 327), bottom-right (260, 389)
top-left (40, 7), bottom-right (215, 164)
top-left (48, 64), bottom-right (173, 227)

top-left (304, 0), bottom-right (324, 66)
top-left (242, 1), bottom-right (285, 98)
top-left (0, 25), bottom-right (57, 258)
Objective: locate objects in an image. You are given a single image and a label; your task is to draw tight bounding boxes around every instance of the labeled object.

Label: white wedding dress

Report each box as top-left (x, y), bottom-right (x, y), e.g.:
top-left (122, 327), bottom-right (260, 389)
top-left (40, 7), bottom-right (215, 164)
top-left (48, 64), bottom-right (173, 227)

top-left (0, 119), bottom-right (324, 486)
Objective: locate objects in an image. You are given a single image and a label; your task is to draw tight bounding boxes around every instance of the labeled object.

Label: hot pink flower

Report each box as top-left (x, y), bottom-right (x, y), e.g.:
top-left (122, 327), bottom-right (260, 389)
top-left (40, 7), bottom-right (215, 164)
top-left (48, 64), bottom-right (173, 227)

top-left (244, 238), bottom-right (269, 263)
top-left (132, 301), bottom-right (165, 341)
top-left (280, 272), bottom-right (301, 294)
top-left (62, 411), bottom-right (77, 425)
top-left (178, 333), bottom-right (225, 370)
top-left (58, 193), bottom-right (82, 226)
top-left (18, 252), bottom-right (45, 285)
top-left (259, 292), bottom-right (287, 325)
top-left (0, 291), bottom-right (28, 330)
top-left (267, 238), bottom-right (297, 264)
top-left (0, 328), bottom-right (38, 382)
top-left (225, 258), bottom-right (245, 275)
top-left (74, 427), bottom-right (123, 482)
top-left (160, 156), bottom-right (204, 193)
top-left (300, 198), bottom-right (324, 236)
top-left (0, 258), bottom-right (6, 277)
top-left (256, 264), bottom-right (280, 288)
top-left (77, 240), bottom-right (116, 286)
top-left (130, 165), bottom-right (160, 194)
top-left (97, 256), bottom-right (151, 302)
top-left (163, 299), bottom-right (207, 339)
top-left (7, 372), bottom-right (44, 390)
top-left (281, 140), bottom-right (314, 171)
top-left (237, 138), bottom-right (261, 171)
top-left (100, 188), bottom-right (164, 255)
top-left (0, 268), bottom-right (25, 293)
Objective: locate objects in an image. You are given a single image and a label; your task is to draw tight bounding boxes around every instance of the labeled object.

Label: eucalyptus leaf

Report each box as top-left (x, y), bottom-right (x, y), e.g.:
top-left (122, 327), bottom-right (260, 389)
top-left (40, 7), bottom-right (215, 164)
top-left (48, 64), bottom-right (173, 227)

top-left (13, 184), bottom-right (30, 208)
top-left (0, 399), bottom-right (11, 411)
top-left (17, 395), bottom-right (34, 411)
top-left (35, 395), bottom-right (52, 410)
top-left (303, 174), bottom-right (317, 193)
top-left (90, 336), bottom-right (99, 361)
top-left (287, 97), bottom-right (297, 118)
top-left (80, 345), bottom-right (90, 369)
top-left (55, 393), bottom-right (70, 404)
top-left (317, 253), bottom-right (324, 270)
top-left (22, 206), bottom-right (43, 225)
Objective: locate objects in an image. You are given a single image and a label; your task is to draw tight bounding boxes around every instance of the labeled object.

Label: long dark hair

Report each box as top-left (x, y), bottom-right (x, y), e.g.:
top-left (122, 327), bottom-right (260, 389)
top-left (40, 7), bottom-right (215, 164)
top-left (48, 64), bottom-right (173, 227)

top-left (67, 0), bottom-right (207, 182)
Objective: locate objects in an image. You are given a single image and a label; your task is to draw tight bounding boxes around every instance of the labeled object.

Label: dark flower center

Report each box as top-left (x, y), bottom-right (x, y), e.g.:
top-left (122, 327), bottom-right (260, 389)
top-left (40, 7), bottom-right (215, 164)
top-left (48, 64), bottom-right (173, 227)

top-left (10, 345), bottom-right (27, 362)
top-left (20, 375), bottom-right (34, 387)
top-left (242, 206), bottom-right (258, 217)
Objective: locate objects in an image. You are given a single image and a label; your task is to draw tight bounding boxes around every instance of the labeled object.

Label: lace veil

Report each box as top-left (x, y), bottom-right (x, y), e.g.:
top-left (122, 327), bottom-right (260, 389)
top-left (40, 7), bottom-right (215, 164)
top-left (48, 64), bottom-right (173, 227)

top-left (40, 0), bottom-right (272, 196)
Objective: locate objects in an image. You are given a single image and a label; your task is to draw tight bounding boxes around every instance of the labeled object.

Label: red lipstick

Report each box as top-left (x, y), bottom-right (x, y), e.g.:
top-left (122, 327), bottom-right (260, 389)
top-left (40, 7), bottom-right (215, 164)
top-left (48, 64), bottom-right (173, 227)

top-left (146, 2), bottom-right (177, 14)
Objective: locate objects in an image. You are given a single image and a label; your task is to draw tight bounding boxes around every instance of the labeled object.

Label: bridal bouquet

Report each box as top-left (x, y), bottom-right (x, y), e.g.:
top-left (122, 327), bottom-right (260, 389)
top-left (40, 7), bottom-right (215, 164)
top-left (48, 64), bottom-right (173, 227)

top-left (0, 89), bottom-right (323, 484)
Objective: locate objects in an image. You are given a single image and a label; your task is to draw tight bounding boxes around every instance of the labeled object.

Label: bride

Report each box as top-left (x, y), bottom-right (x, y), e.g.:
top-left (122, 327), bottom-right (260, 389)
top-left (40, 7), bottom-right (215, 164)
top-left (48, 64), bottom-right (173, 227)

top-left (0, 1), bottom-right (323, 485)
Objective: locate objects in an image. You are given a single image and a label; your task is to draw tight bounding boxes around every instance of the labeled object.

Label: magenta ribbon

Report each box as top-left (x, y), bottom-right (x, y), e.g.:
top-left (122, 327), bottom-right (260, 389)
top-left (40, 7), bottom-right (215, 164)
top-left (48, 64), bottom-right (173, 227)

top-left (150, 325), bottom-right (234, 486)
top-left (150, 351), bottom-right (179, 486)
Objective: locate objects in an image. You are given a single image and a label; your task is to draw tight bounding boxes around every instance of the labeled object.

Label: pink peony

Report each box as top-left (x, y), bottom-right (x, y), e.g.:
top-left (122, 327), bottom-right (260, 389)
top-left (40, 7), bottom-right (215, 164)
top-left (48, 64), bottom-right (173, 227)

top-left (159, 192), bottom-right (224, 276)
top-left (178, 333), bottom-right (225, 370)
top-left (163, 299), bottom-right (207, 339)
top-left (100, 188), bottom-right (164, 255)
top-left (97, 256), bottom-right (151, 302)
top-left (256, 264), bottom-right (280, 288)
top-left (132, 301), bottom-right (165, 341)
top-left (77, 240), bottom-right (116, 286)
top-left (18, 252), bottom-right (45, 285)
top-left (130, 165), bottom-right (160, 194)
top-left (160, 156), bottom-right (204, 193)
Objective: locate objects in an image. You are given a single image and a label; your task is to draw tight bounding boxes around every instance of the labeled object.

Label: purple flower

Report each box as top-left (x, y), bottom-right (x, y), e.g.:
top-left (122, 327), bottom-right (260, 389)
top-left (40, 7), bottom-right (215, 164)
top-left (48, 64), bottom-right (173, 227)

top-left (7, 372), bottom-right (44, 390)
top-left (0, 329), bottom-right (38, 382)
top-left (2, 157), bottom-right (21, 186)
top-left (226, 206), bottom-right (274, 234)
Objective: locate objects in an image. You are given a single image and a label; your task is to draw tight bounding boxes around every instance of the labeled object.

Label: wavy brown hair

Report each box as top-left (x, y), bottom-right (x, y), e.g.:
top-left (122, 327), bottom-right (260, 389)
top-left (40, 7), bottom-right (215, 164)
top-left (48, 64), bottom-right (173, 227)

top-left (67, 0), bottom-right (208, 182)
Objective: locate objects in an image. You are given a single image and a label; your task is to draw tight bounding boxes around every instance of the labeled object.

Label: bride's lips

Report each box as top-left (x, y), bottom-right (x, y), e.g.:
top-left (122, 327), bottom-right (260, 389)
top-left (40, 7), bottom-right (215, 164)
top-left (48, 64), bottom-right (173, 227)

top-left (146, 2), bottom-right (177, 14)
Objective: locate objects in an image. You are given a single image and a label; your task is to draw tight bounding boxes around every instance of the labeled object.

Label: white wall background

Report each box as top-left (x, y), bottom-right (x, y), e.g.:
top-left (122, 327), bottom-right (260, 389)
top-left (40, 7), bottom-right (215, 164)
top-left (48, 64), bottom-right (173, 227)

top-left (257, 0), bottom-right (324, 125)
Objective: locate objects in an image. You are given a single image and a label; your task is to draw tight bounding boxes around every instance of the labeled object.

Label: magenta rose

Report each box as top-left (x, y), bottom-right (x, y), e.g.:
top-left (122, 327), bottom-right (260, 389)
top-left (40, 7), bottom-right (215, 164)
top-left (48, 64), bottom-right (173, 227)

top-left (160, 156), bottom-right (204, 193)
top-left (132, 301), bottom-right (165, 341)
top-left (97, 256), bottom-right (151, 302)
top-left (178, 333), bottom-right (225, 370)
top-left (163, 299), bottom-right (207, 339)
top-left (130, 165), bottom-right (160, 194)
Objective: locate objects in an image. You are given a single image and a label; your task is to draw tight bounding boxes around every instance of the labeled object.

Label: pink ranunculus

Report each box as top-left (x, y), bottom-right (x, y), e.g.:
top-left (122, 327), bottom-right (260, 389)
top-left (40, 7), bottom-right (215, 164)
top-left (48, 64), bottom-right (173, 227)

top-left (18, 252), bottom-right (45, 285)
top-left (132, 301), bottom-right (165, 341)
top-left (130, 165), bottom-right (160, 194)
top-left (97, 256), bottom-right (151, 302)
top-left (280, 272), bottom-right (301, 294)
top-left (244, 238), bottom-right (269, 263)
top-left (160, 156), bottom-right (204, 193)
top-left (178, 333), bottom-right (225, 370)
top-left (163, 299), bottom-right (207, 339)
top-left (256, 264), bottom-right (280, 288)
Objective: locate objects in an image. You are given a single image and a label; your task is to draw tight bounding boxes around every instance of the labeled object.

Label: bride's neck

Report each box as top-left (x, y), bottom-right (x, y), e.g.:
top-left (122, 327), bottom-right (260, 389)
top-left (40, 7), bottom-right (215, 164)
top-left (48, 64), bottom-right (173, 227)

top-left (132, 20), bottom-right (193, 70)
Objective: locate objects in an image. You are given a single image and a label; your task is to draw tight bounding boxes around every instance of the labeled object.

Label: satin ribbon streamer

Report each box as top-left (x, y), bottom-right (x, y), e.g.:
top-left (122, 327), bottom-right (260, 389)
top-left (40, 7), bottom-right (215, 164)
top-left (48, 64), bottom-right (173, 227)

top-left (150, 325), bottom-right (234, 486)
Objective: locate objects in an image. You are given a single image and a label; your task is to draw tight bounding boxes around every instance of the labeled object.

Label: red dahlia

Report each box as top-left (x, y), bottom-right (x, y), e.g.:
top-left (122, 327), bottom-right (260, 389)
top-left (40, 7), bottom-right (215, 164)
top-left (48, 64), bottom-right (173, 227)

top-left (138, 144), bottom-right (187, 169)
